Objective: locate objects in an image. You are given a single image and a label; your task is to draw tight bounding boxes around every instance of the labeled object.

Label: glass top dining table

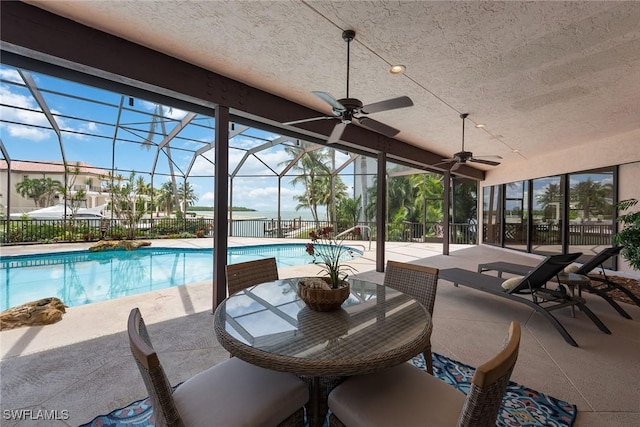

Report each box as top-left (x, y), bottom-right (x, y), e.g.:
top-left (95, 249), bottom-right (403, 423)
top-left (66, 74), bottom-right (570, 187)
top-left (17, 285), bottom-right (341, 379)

top-left (213, 277), bottom-right (432, 427)
top-left (213, 277), bottom-right (432, 377)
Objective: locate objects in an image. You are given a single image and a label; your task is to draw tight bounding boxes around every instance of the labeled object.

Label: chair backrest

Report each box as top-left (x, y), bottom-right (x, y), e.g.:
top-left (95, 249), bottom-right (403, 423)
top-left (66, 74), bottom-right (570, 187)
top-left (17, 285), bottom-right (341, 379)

top-left (384, 260), bottom-right (439, 315)
top-left (458, 321), bottom-right (521, 427)
top-left (128, 308), bottom-right (184, 427)
top-left (574, 246), bottom-right (623, 275)
top-left (225, 257), bottom-right (279, 296)
top-left (509, 252), bottom-right (582, 294)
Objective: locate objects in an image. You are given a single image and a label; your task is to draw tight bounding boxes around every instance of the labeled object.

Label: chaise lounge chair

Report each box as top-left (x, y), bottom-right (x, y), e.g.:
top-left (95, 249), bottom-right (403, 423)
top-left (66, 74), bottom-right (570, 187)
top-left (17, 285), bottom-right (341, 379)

top-left (478, 246), bottom-right (636, 319)
top-left (440, 253), bottom-right (611, 347)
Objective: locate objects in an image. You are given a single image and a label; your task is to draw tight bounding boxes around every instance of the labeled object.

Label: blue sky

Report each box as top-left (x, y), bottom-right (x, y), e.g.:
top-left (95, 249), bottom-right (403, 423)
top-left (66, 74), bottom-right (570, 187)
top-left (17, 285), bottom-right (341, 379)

top-left (0, 65), bottom-right (359, 212)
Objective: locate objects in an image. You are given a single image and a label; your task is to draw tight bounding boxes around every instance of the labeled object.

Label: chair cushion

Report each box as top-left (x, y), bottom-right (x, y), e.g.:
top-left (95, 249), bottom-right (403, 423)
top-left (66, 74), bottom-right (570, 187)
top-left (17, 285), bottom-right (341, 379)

top-left (328, 362), bottom-right (465, 427)
top-left (173, 357), bottom-right (308, 427)
top-left (564, 264), bottom-right (580, 273)
top-left (501, 276), bottom-right (524, 290)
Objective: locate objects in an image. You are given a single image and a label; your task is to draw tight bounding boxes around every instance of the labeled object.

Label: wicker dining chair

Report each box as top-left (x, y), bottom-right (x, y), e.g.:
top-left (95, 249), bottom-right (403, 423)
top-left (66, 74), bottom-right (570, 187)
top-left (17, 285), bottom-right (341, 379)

top-left (327, 321), bottom-right (521, 427)
top-left (384, 260), bottom-right (439, 374)
top-left (127, 308), bottom-right (308, 427)
top-left (225, 257), bottom-right (279, 296)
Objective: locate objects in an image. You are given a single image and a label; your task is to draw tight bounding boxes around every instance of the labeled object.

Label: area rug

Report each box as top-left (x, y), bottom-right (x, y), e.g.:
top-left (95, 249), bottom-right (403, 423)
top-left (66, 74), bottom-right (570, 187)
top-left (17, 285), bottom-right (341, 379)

top-left (80, 353), bottom-right (576, 427)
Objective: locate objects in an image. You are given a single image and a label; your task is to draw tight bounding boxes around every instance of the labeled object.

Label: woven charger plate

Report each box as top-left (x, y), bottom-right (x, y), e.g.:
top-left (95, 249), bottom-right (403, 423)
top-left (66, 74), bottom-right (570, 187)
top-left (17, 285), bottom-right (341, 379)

top-left (298, 277), bottom-right (350, 312)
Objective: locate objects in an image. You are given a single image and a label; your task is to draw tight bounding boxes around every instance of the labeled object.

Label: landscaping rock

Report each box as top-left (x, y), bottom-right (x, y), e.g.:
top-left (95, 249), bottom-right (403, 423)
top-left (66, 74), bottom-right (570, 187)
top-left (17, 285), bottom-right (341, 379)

top-left (89, 240), bottom-right (151, 252)
top-left (0, 297), bottom-right (67, 330)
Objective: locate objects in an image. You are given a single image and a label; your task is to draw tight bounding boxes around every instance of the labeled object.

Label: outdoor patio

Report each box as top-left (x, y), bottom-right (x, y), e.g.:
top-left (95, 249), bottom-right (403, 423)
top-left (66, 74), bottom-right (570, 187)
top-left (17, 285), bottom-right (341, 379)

top-left (1, 239), bottom-right (639, 426)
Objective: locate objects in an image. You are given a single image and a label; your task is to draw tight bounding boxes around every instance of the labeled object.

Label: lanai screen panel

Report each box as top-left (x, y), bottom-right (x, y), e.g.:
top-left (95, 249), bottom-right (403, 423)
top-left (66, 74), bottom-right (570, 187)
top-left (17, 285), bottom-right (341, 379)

top-left (0, 66), bottom-right (63, 162)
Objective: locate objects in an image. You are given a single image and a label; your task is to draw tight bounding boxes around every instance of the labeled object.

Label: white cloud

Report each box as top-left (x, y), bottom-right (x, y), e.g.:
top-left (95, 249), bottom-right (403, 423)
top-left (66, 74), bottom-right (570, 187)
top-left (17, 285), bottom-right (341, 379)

top-left (2, 124), bottom-right (51, 141)
top-left (0, 68), bottom-right (23, 83)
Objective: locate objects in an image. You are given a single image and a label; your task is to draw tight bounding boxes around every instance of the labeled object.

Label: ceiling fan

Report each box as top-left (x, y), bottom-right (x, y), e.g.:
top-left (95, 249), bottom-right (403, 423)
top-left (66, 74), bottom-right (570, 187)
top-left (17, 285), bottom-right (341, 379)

top-left (437, 113), bottom-right (502, 172)
top-left (285, 30), bottom-right (414, 144)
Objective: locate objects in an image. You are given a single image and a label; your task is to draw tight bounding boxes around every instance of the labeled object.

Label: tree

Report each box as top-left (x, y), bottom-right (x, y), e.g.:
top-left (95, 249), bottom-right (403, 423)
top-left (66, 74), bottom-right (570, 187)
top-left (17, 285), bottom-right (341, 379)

top-left (572, 178), bottom-right (608, 222)
top-left (336, 195), bottom-right (362, 228)
top-left (16, 178), bottom-right (43, 208)
top-left (411, 173), bottom-right (443, 219)
top-left (283, 143), bottom-right (335, 225)
top-left (537, 182), bottom-right (562, 222)
top-left (101, 171), bottom-right (148, 239)
top-left (142, 104), bottom-right (181, 213)
top-left (178, 181), bottom-right (199, 210)
top-left (63, 162), bottom-right (87, 218)
top-left (613, 199), bottom-right (640, 271)
top-left (15, 176), bottom-right (62, 208)
top-left (157, 181), bottom-right (177, 216)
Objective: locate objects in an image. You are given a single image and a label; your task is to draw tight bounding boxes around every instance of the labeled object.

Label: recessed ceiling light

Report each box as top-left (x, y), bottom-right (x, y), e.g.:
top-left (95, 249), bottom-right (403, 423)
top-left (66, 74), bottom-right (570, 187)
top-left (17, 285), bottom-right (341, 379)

top-left (389, 64), bottom-right (406, 74)
top-left (512, 149), bottom-right (520, 153)
top-left (475, 124), bottom-right (486, 128)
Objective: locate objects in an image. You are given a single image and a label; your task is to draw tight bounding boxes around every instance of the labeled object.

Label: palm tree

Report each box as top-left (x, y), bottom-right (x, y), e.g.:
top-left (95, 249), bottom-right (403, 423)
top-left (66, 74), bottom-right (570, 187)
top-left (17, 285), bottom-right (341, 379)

top-left (410, 173), bottom-right (444, 237)
top-left (537, 183), bottom-right (562, 210)
top-left (142, 104), bottom-right (181, 213)
top-left (15, 177), bottom-right (62, 208)
top-left (135, 176), bottom-right (151, 196)
top-left (337, 195), bottom-right (362, 228)
top-left (314, 174), bottom-right (347, 222)
top-left (572, 178), bottom-right (607, 222)
top-left (16, 178), bottom-right (42, 207)
top-left (283, 143), bottom-right (332, 224)
top-left (178, 181), bottom-right (199, 210)
top-left (387, 174), bottom-right (416, 223)
top-left (42, 177), bottom-right (63, 207)
top-left (157, 181), bottom-right (177, 216)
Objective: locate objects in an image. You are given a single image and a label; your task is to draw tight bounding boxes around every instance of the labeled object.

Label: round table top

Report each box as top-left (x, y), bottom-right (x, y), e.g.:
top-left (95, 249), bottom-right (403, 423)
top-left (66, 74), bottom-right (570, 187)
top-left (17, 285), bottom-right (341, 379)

top-left (214, 277), bottom-right (432, 377)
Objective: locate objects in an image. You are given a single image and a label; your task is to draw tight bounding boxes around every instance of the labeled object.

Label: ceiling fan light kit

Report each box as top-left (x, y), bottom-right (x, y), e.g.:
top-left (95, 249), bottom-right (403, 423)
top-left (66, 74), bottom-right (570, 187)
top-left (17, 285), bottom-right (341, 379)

top-left (286, 30), bottom-right (414, 144)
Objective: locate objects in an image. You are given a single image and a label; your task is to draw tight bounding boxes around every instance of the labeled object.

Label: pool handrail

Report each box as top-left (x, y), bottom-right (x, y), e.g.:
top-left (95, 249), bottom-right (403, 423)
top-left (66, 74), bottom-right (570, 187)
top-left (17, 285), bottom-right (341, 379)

top-left (336, 226), bottom-right (372, 251)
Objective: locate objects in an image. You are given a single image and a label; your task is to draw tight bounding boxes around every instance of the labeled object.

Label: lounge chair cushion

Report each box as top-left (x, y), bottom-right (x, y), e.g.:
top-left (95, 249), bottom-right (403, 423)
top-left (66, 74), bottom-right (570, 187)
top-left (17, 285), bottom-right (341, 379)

top-left (501, 276), bottom-right (524, 290)
top-left (564, 264), bottom-right (580, 273)
top-left (173, 357), bottom-right (309, 427)
top-left (328, 362), bottom-right (465, 427)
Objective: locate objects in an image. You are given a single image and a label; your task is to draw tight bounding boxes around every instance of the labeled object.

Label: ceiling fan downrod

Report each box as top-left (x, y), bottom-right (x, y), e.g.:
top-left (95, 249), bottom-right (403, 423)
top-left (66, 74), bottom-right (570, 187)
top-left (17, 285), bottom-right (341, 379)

top-left (343, 30), bottom-right (355, 99)
top-left (460, 113), bottom-right (468, 152)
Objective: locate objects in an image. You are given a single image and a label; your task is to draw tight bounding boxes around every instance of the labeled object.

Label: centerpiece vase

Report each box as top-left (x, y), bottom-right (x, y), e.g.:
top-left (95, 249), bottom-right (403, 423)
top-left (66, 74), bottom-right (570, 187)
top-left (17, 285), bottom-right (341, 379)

top-left (297, 277), bottom-right (350, 312)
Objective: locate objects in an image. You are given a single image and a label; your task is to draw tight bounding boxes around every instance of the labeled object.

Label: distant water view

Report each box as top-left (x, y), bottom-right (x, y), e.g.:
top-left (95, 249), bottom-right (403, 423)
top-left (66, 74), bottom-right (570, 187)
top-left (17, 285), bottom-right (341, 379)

top-left (188, 209), bottom-right (324, 237)
top-left (234, 210), bottom-right (317, 221)
top-left (190, 209), bottom-right (318, 221)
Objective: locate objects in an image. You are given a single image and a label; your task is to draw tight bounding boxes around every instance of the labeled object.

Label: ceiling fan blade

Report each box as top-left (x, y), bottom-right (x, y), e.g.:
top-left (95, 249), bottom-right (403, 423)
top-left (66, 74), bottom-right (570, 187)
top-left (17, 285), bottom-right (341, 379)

top-left (472, 155), bottom-right (503, 160)
top-left (284, 116), bottom-right (334, 125)
top-left (432, 159), bottom-right (456, 168)
top-left (450, 162), bottom-right (462, 172)
top-left (361, 96), bottom-right (414, 114)
top-left (312, 91), bottom-right (345, 113)
top-left (356, 117), bottom-right (400, 137)
top-left (327, 122), bottom-right (348, 144)
top-left (469, 158), bottom-right (501, 166)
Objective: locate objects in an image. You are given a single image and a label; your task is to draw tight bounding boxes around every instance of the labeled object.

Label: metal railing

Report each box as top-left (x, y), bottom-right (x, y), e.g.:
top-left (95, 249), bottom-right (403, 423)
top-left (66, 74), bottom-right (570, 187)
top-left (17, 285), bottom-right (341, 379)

top-left (1, 218), bottom-right (483, 245)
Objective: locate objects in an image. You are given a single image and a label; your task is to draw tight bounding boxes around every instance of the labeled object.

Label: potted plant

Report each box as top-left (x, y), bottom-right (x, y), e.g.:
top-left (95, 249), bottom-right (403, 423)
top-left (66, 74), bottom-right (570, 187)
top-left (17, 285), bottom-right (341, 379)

top-left (299, 226), bottom-right (357, 311)
top-left (613, 198), bottom-right (640, 271)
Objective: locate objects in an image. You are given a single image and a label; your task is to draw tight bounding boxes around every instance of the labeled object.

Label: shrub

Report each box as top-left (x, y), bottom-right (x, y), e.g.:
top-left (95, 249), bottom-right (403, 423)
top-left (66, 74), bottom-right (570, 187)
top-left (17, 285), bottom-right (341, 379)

top-left (613, 199), bottom-right (640, 271)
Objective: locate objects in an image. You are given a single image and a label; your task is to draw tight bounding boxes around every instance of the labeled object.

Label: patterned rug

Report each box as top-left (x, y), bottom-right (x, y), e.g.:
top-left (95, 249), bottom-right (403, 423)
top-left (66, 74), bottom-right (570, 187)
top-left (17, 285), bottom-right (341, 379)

top-left (80, 353), bottom-right (576, 427)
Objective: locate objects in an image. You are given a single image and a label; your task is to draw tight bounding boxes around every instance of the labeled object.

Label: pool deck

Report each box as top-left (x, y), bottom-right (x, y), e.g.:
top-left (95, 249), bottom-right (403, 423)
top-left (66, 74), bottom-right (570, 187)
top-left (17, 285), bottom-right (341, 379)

top-left (1, 238), bottom-right (639, 426)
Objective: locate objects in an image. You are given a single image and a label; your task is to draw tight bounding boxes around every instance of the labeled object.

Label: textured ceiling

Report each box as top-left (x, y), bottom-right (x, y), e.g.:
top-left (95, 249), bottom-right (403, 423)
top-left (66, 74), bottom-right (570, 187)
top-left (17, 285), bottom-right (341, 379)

top-left (26, 1), bottom-right (640, 171)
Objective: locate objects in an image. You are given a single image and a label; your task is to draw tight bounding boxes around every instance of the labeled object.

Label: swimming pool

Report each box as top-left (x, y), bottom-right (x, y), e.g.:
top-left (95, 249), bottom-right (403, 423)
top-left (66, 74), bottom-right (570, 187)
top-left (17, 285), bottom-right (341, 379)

top-left (0, 244), bottom-right (362, 310)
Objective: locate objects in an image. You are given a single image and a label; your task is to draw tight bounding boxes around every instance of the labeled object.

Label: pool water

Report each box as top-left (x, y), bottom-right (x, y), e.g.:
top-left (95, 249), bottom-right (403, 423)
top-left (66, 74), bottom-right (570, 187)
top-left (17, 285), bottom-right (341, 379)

top-left (0, 244), bottom-right (362, 310)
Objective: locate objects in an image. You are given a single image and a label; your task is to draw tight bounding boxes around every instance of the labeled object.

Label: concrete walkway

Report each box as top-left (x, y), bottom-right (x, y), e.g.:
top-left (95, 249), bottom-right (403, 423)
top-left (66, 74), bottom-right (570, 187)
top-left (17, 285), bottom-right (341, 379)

top-left (1, 238), bottom-right (639, 426)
